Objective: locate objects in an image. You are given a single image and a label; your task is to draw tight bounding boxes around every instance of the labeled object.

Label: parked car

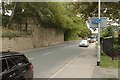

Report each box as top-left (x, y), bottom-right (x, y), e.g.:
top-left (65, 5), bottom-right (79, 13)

top-left (79, 40), bottom-right (89, 47)
top-left (0, 51), bottom-right (34, 80)
top-left (88, 37), bottom-right (96, 43)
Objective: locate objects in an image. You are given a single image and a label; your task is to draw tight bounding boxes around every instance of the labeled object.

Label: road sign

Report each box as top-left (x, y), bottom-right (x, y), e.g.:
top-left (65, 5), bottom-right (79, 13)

top-left (89, 17), bottom-right (107, 28)
top-left (91, 19), bottom-right (102, 24)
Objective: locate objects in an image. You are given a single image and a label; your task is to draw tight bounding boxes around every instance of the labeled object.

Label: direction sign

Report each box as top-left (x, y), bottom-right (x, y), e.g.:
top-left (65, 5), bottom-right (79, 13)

top-left (91, 19), bottom-right (102, 24)
top-left (89, 17), bottom-right (107, 28)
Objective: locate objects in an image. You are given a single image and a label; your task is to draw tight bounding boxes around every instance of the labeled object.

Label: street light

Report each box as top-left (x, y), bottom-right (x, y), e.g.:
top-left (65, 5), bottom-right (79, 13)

top-left (97, 0), bottom-right (101, 66)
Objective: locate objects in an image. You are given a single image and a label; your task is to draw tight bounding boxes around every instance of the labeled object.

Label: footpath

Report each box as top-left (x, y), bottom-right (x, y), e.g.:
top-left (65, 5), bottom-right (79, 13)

top-left (53, 43), bottom-right (118, 79)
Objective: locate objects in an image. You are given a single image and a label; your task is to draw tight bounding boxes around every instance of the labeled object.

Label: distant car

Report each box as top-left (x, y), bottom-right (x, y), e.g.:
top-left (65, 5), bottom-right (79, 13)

top-left (0, 51), bottom-right (34, 80)
top-left (79, 40), bottom-right (89, 47)
top-left (88, 37), bottom-right (96, 43)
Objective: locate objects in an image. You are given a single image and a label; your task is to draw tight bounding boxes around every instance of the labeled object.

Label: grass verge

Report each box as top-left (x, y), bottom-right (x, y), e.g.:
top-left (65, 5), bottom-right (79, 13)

top-left (101, 55), bottom-right (118, 68)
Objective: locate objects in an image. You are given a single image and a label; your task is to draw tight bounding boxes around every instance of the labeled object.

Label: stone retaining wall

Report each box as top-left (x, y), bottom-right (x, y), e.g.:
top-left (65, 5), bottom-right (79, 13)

top-left (2, 25), bottom-right (64, 51)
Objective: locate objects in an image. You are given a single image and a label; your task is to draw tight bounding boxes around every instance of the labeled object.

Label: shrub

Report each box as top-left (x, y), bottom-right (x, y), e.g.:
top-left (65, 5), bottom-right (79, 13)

top-left (2, 29), bottom-right (32, 39)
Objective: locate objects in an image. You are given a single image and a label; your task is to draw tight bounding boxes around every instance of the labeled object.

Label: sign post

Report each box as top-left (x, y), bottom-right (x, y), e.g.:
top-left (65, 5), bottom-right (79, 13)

top-left (97, 0), bottom-right (101, 66)
top-left (89, 0), bottom-right (107, 66)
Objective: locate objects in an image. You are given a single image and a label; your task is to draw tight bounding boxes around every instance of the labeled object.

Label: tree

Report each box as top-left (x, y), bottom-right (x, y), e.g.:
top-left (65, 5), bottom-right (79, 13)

top-left (2, 2), bottom-right (91, 40)
top-left (101, 26), bottom-right (114, 38)
top-left (73, 2), bottom-right (120, 20)
top-left (6, 2), bottom-right (17, 28)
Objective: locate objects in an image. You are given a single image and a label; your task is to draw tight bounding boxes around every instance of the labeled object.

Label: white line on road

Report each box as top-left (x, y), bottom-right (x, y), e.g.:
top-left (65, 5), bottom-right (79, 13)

top-left (29, 57), bottom-right (34, 60)
top-left (64, 47), bottom-right (68, 49)
top-left (50, 56), bottom-right (78, 78)
top-left (69, 45), bottom-right (73, 47)
top-left (69, 45), bottom-right (77, 47)
top-left (43, 50), bottom-right (56, 55)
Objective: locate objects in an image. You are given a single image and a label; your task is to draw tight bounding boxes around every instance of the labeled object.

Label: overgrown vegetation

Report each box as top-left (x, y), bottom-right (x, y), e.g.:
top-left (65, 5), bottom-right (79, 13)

top-left (101, 26), bottom-right (120, 59)
top-left (73, 2), bottom-right (120, 20)
top-left (2, 28), bottom-right (31, 39)
top-left (101, 26), bottom-right (114, 38)
top-left (101, 55), bottom-right (118, 68)
top-left (2, 2), bottom-right (119, 40)
top-left (2, 2), bottom-right (91, 40)
top-left (99, 25), bottom-right (119, 68)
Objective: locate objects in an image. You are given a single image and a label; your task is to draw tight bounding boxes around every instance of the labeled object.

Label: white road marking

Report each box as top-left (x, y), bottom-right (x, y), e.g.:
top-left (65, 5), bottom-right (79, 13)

top-left (50, 56), bottom-right (78, 78)
top-left (69, 45), bottom-right (73, 47)
top-left (29, 57), bottom-right (34, 60)
top-left (43, 50), bottom-right (56, 55)
top-left (69, 45), bottom-right (76, 47)
top-left (65, 47), bottom-right (68, 49)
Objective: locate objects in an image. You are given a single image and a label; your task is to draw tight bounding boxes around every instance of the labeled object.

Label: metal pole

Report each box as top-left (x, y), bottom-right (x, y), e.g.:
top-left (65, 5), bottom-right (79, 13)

top-left (97, 0), bottom-right (101, 66)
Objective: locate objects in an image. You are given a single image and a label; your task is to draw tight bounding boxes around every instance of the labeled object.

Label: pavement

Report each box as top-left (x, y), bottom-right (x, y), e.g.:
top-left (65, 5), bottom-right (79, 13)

top-left (93, 66), bottom-right (118, 78)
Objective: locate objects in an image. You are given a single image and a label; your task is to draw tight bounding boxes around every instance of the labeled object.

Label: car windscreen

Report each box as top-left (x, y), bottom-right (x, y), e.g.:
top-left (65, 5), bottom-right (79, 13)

top-left (91, 37), bottom-right (96, 39)
top-left (80, 40), bottom-right (87, 43)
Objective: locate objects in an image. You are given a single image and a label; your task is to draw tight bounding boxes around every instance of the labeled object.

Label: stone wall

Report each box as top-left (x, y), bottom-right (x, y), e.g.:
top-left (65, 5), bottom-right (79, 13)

top-left (2, 22), bottom-right (64, 51)
top-left (2, 37), bottom-right (34, 51)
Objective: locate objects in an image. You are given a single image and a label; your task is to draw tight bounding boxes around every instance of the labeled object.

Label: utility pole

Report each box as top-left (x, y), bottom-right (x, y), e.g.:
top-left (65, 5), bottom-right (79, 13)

top-left (97, 0), bottom-right (101, 66)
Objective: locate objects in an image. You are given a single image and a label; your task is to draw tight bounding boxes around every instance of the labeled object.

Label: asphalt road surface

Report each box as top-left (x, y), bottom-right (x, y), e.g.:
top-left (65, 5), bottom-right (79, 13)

top-left (24, 40), bottom-right (97, 78)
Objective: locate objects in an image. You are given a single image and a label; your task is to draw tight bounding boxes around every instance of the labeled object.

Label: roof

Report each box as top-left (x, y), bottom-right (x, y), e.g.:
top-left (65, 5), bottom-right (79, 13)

top-left (0, 51), bottom-right (24, 58)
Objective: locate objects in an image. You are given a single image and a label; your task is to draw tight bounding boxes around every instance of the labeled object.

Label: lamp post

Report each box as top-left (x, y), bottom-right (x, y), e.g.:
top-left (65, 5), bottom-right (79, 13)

top-left (97, 0), bottom-right (101, 66)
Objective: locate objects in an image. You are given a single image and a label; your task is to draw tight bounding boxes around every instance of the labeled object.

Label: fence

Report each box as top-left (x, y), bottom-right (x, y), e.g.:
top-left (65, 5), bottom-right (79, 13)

top-left (102, 37), bottom-right (113, 55)
top-left (102, 37), bottom-right (120, 59)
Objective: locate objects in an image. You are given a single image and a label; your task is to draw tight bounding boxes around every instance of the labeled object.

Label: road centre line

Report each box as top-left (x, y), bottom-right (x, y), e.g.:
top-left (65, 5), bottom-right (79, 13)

top-left (50, 56), bottom-right (78, 78)
top-left (69, 45), bottom-right (74, 47)
top-left (43, 50), bottom-right (56, 55)
top-left (69, 45), bottom-right (73, 47)
top-left (65, 46), bottom-right (69, 48)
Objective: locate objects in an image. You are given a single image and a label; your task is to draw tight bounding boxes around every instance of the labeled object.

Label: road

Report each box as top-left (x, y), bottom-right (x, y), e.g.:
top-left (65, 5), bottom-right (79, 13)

top-left (24, 41), bottom-right (97, 78)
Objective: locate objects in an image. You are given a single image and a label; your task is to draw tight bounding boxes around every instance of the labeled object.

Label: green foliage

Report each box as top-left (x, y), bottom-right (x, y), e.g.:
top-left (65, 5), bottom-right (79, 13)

top-left (113, 44), bottom-right (120, 51)
top-left (2, 15), bottom-right (10, 27)
top-left (101, 55), bottom-right (118, 68)
top-left (101, 26), bottom-right (114, 38)
top-left (2, 2), bottom-right (91, 40)
top-left (2, 29), bottom-right (31, 39)
top-left (73, 2), bottom-right (120, 20)
top-left (64, 29), bottom-right (80, 41)
top-left (78, 24), bottom-right (92, 38)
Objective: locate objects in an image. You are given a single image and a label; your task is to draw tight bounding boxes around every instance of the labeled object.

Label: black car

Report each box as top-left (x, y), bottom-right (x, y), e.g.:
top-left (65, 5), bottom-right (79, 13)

top-left (0, 51), bottom-right (34, 80)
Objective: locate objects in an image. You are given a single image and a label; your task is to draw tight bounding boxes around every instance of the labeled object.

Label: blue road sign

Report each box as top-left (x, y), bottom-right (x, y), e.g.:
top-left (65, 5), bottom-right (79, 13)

top-left (91, 19), bottom-right (102, 24)
top-left (89, 17), bottom-right (107, 28)
top-left (96, 26), bottom-right (105, 28)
